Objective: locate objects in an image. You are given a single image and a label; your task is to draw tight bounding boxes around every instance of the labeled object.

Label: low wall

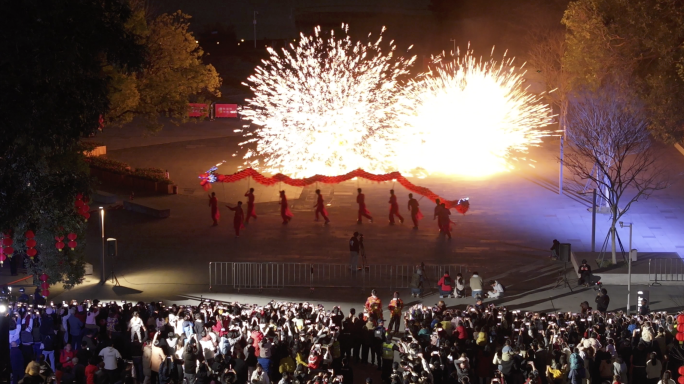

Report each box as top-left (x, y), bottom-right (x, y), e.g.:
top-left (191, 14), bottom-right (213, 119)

top-left (84, 145), bottom-right (107, 157)
top-left (90, 167), bottom-right (177, 195)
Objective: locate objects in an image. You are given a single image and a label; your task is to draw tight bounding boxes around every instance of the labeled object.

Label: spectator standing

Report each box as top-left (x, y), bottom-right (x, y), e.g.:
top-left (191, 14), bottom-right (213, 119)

top-left (10, 342), bottom-right (25, 384)
top-left (387, 292), bottom-right (403, 334)
top-left (349, 233), bottom-right (360, 274)
top-left (183, 342), bottom-right (198, 384)
top-left (595, 289), bottom-right (610, 314)
top-left (85, 358), bottom-right (98, 384)
top-left (98, 341), bottom-right (121, 383)
top-left (251, 363), bottom-right (270, 384)
top-left (645, 353), bottom-right (662, 384)
top-left (410, 268), bottom-right (424, 298)
top-left (128, 312), bottom-right (146, 343)
top-left (469, 272), bottom-right (483, 298)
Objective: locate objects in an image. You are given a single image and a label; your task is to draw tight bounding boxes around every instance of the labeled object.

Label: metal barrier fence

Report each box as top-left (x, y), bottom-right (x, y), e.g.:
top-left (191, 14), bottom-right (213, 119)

top-left (209, 262), bottom-right (467, 290)
top-left (649, 258), bottom-right (684, 285)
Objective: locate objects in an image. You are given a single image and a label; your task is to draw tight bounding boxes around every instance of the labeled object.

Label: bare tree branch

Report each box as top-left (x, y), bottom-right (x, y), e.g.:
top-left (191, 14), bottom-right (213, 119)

top-left (563, 85), bottom-right (669, 263)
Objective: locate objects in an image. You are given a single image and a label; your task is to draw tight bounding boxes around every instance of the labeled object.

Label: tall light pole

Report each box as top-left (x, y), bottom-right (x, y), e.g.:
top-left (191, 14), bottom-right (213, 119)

top-left (620, 221), bottom-right (633, 314)
top-left (99, 207), bottom-right (105, 284)
top-left (253, 11), bottom-right (258, 49)
top-left (449, 39), bottom-right (456, 55)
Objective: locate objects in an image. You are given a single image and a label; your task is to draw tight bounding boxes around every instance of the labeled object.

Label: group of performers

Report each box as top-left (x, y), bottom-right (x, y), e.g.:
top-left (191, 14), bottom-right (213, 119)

top-left (208, 187), bottom-right (455, 238)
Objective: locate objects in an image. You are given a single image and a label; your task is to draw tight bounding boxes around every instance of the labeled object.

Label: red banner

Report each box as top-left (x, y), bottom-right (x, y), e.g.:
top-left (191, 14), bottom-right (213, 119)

top-left (199, 168), bottom-right (470, 214)
top-left (188, 103), bottom-right (208, 117)
top-left (215, 103), bottom-right (238, 118)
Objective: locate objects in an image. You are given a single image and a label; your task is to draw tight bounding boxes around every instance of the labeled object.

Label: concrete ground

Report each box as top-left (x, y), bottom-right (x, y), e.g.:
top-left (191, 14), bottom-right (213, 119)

top-left (3, 119), bottom-right (684, 315)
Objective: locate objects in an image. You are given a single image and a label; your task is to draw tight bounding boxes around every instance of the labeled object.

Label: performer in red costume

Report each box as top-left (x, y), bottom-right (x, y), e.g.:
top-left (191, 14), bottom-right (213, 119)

top-left (388, 189), bottom-right (404, 225)
top-left (356, 188), bottom-right (373, 224)
top-left (313, 189), bottom-right (330, 224)
top-left (225, 201), bottom-right (245, 237)
top-left (433, 198), bottom-right (442, 232)
top-left (407, 193), bottom-right (423, 229)
top-left (437, 202), bottom-right (452, 239)
top-left (244, 188), bottom-right (257, 224)
top-left (279, 190), bottom-right (294, 224)
top-left (208, 192), bottom-right (220, 226)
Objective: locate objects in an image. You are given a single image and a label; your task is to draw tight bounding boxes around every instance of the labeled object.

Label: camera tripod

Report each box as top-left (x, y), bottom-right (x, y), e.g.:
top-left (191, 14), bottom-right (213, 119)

top-left (553, 262), bottom-right (573, 291)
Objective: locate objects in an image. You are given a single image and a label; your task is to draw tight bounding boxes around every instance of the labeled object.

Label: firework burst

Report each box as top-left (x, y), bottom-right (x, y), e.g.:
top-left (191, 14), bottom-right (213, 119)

top-left (397, 48), bottom-right (555, 177)
top-left (240, 24), bottom-right (416, 177)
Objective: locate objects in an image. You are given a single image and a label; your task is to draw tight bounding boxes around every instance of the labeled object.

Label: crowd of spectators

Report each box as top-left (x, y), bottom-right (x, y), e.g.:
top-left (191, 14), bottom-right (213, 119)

top-left (6, 282), bottom-right (684, 384)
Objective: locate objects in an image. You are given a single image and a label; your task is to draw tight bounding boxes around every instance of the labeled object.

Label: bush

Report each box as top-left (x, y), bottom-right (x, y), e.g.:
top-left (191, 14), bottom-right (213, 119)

top-left (80, 141), bottom-right (106, 150)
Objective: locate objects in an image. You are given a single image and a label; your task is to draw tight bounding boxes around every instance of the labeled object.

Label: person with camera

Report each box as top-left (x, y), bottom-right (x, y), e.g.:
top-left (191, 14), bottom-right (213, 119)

top-left (577, 260), bottom-right (592, 287)
top-left (595, 289), bottom-right (610, 315)
top-left (436, 271), bottom-right (454, 299)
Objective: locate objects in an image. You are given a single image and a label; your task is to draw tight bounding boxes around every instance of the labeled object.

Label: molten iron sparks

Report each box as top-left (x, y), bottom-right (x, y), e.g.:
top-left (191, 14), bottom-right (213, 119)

top-left (240, 24), bottom-right (415, 177)
top-left (397, 49), bottom-right (555, 177)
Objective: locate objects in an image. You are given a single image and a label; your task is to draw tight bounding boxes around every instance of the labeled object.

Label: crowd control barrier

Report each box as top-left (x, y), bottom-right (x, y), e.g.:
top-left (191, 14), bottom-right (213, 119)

top-left (209, 262), bottom-right (467, 291)
top-left (649, 258), bottom-right (684, 285)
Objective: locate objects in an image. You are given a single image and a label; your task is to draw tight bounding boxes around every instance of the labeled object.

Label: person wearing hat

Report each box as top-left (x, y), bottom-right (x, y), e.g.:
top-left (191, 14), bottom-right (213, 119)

top-left (381, 335), bottom-right (398, 382)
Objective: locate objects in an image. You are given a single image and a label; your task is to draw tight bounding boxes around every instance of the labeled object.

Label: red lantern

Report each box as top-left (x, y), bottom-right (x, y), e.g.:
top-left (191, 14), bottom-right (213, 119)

top-left (26, 248), bottom-right (37, 258)
top-left (83, 212), bottom-right (90, 221)
top-left (1, 238), bottom-right (12, 247)
top-left (678, 376), bottom-right (684, 384)
top-left (39, 273), bottom-right (48, 282)
top-left (68, 240), bottom-right (77, 250)
top-left (55, 242), bottom-right (64, 251)
top-left (676, 332), bottom-right (684, 342)
top-left (679, 366), bottom-right (684, 376)
top-left (0, 254), bottom-right (5, 265)
top-left (75, 199), bottom-right (85, 208)
top-left (26, 239), bottom-right (36, 248)
top-left (2, 247), bottom-right (13, 257)
top-left (677, 314), bottom-right (684, 324)
top-left (41, 289), bottom-right (49, 298)
top-left (67, 233), bottom-right (77, 241)
top-left (24, 230), bottom-right (35, 239)
top-left (40, 282), bottom-right (49, 290)
top-left (55, 235), bottom-right (64, 242)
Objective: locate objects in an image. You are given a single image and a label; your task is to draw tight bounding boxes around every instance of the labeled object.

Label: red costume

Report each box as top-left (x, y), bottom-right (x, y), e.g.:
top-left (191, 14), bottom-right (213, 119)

top-left (356, 193), bottom-right (373, 222)
top-left (388, 194), bottom-right (404, 224)
top-left (408, 197), bottom-right (423, 228)
top-left (226, 205), bottom-right (245, 236)
top-left (280, 193), bottom-right (294, 224)
top-left (364, 295), bottom-right (383, 320)
top-left (434, 203), bottom-right (442, 232)
top-left (437, 206), bottom-right (452, 239)
top-left (315, 194), bottom-right (329, 222)
top-left (209, 195), bottom-right (220, 226)
top-left (244, 191), bottom-right (257, 223)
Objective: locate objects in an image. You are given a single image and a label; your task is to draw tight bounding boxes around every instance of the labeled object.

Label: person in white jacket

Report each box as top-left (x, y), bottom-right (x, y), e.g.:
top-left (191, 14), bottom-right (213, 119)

top-left (250, 363), bottom-right (270, 384)
top-left (487, 280), bottom-right (505, 299)
top-left (128, 312), bottom-right (146, 342)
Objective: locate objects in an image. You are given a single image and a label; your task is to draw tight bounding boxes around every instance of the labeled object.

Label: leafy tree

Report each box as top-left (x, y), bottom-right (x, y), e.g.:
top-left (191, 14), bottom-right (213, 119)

top-left (105, 5), bottom-right (222, 131)
top-left (562, 0), bottom-right (684, 142)
top-left (0, 0), bottom-right (145, 288)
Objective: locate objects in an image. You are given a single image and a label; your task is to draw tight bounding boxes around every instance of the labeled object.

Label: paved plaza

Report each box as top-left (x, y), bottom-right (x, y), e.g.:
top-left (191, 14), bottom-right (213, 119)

top-left (2, 120), bottom-right (683, 312)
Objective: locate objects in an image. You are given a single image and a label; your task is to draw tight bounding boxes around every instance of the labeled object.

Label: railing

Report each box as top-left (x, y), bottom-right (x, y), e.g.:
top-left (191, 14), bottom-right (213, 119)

top-left (649, 258), bottom-right (684, 286)
top-left (209, 262), bottom-right (466, 291)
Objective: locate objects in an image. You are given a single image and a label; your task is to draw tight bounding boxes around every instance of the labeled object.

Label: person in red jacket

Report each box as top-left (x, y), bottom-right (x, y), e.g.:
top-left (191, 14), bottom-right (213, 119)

top-left (244, 188), bottom-right (257, 224)
top-left (208, 192), bottom-right (220, 226)
top-left (437, 272), bottom-right (454, 298)
top-left (407, 193), bottom-right (423, 229)
top-left (388, 190), bottom-right (404, 225)
top-left (356, 188), bottom-right (373, 224)
top-left (279, 191), bottom-right (294, 224)
top-left (226, 201), bottom-right (245, 237)
top-left (84, 358), bottom-right (98, 384)
top-left (313, 189), bottom-right (330, 224)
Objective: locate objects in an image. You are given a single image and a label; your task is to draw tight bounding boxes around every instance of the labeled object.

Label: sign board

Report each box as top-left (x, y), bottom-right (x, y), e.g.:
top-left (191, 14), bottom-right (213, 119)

top-left (188, 103), bottom-right (208, 117)
top-left (215, 103), bottom-right (238, 118)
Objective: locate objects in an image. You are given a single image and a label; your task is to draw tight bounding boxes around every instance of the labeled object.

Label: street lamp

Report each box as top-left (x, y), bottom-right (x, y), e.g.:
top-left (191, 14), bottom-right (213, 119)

top-left (619, 221), bottom-right (633, 314)
top-left (253, 11), bottom-right (258, 49)
top-left (99, 207), bottom-right (105, 284)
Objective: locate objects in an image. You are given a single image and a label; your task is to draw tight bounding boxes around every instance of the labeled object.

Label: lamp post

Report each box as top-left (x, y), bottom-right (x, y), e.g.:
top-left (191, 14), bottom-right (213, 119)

top-left (99, 207), bottom-right (105, 284)
top-left (619, 221), bottom-right (633, 314)
top-left (253, 11), bottom-right (258, 49)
